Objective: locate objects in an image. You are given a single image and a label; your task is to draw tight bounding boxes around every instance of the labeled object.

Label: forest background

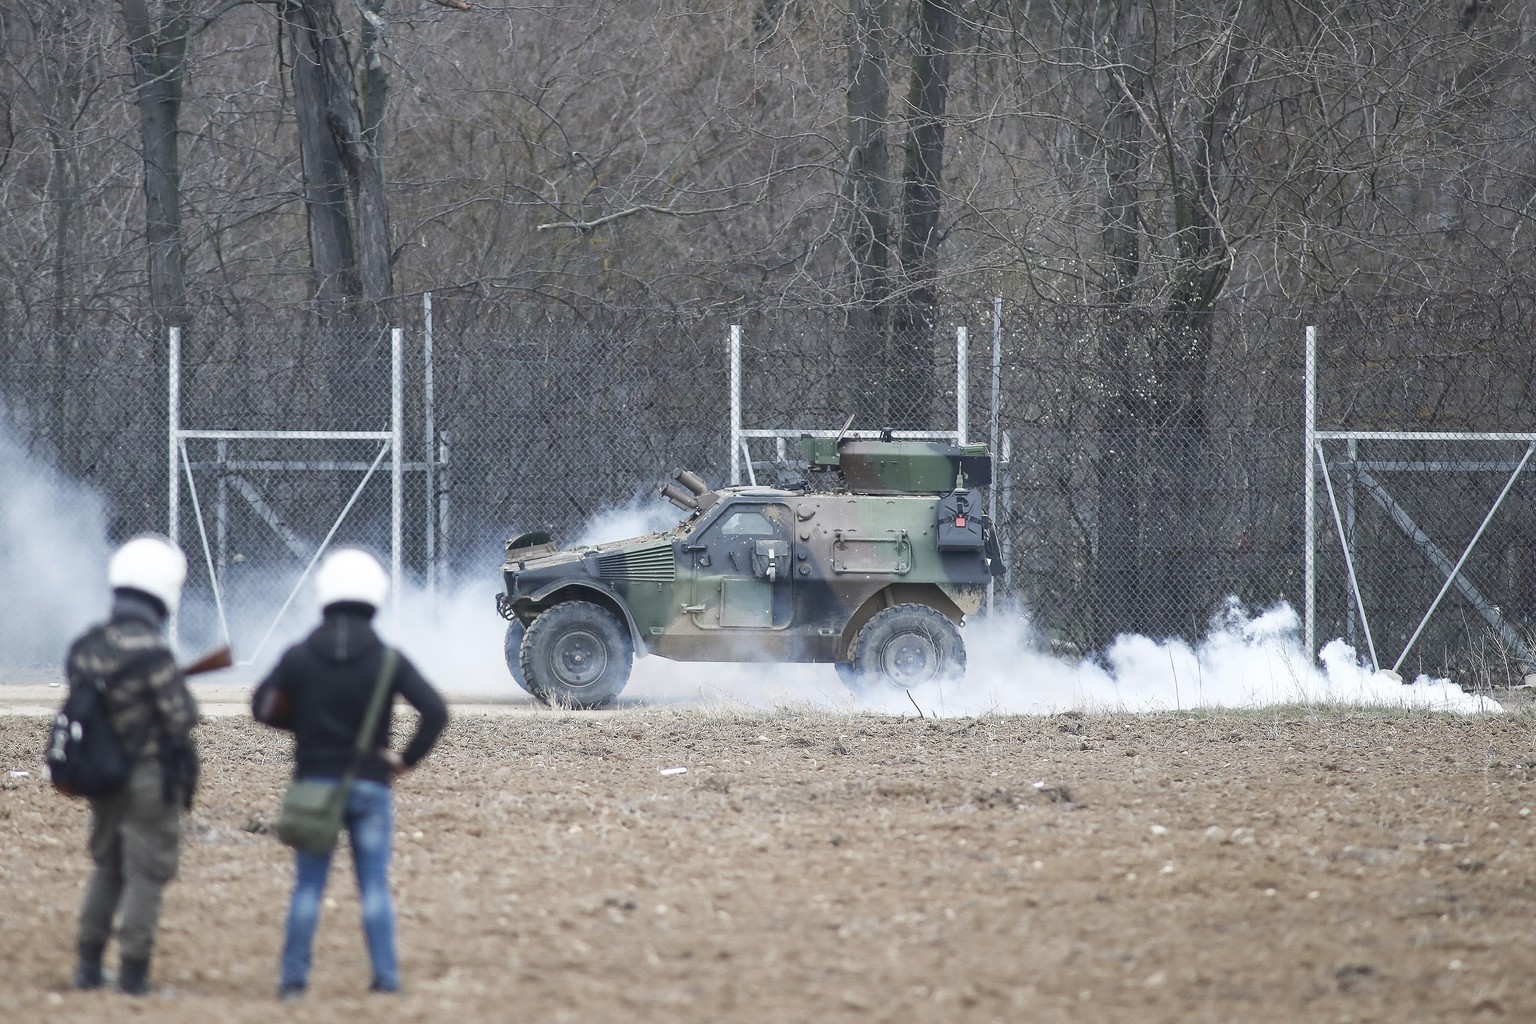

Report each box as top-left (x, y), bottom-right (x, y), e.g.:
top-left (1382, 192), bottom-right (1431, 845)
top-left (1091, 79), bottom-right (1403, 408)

top-left (5, 0), bottom-right (1536, 675)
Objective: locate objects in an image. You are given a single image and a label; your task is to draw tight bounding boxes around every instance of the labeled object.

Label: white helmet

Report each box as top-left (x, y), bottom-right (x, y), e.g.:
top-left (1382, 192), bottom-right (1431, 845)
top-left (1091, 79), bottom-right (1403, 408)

top-left (313, 547), bottom-right (390, 610)
top-left (108, 534), bottom-right (188, 614)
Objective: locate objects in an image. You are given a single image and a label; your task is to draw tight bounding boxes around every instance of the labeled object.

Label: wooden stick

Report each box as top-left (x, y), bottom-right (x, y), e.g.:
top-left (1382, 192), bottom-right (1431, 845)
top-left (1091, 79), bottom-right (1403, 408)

top-left (182, 645), bottom-right (233, 677)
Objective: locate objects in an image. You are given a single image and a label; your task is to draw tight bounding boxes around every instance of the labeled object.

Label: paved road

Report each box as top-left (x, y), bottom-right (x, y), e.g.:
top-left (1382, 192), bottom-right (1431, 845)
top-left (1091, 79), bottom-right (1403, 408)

top-left (0, 654), bottom-right (866, 718)
top-left (0, 680), bottom-right (553, 718)
top-left (0, 660), bottom-right (842, 717)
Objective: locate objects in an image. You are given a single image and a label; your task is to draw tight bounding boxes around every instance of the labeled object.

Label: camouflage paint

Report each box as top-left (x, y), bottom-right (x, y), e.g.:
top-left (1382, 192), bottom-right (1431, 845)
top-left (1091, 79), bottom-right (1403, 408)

top-left (496, 440), bottom-right (1003, 676)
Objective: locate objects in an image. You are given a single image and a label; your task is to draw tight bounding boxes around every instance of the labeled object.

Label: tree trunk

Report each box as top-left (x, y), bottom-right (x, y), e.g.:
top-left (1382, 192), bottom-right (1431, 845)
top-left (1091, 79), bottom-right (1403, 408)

top-left (282, 0), bottom-right (392, 325)
top-left (890, 0), bottom-right (956, 433)
top-left (1092, 0), bottom-right (1149, 646)
top-left (121, 0), bottom-right (190, 329)
top-left (1141, 40), bottom-right (1248, 639)
top-left (844, 0), bottom-right (893, 429)
top-left (357, 0), bottom-right (391, 310)
top-left (283, 0), bottom-right (393, 427)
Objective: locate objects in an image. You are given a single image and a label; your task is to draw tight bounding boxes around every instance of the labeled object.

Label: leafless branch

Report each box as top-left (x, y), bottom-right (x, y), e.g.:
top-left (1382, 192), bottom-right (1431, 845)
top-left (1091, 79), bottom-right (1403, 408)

top-left (536, 201), bottom-right (748, 234)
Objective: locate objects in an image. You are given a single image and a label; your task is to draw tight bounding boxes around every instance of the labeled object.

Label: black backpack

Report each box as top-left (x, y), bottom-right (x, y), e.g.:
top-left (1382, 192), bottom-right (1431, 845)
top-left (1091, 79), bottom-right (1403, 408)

top-left (45, 675), bottom-right (132, 798)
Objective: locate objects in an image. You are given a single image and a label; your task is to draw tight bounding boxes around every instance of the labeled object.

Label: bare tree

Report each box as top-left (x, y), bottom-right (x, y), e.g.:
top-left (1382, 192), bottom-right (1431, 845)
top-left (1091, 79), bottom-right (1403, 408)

top-left (279, 0), bottom-right (392, 326)
top-left (889, 0), bottom-right (957, 431)
top-left (273, 0), bottom-right (403, 431)
top-left (839, 0), bottom-right (960, 432)
top-left (0, 2), bottom-right (132, 474)
top-left (1090, 0), bottom-right (1149, 643)
top-left (843, 0), bottom-right (895, 426)
top-left (121, 0), bottom-right (193, 328)
top-left (1, 1), bottom-right (1535, 330)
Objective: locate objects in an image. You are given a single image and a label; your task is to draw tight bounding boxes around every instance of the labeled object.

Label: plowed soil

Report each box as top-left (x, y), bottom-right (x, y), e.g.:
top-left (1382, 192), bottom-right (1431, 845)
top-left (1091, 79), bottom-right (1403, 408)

top-left (4, 695), bottom-right (1536, 1024)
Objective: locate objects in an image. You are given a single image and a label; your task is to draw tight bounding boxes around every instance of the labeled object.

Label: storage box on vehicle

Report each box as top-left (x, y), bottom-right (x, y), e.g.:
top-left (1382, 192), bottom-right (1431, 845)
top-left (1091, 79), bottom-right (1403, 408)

top-left (799, 436), bottom-right (993, 493)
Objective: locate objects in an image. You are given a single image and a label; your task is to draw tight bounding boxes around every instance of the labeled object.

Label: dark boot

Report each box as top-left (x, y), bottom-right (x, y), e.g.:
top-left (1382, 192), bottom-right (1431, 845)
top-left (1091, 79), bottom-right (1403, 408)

top-left (71, 942), bottom-right (106, 991)
top-left (117, 956), bottom-right (151, 996)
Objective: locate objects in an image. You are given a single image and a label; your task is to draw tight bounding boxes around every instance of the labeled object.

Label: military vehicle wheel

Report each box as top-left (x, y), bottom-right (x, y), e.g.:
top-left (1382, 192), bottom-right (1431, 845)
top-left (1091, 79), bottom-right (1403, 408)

top-left (502, 620), bottom-right (533, 694)
top-left (848, 604), bottom-right (965, 691)
top-left (519, 601), bottom-right (633, 708)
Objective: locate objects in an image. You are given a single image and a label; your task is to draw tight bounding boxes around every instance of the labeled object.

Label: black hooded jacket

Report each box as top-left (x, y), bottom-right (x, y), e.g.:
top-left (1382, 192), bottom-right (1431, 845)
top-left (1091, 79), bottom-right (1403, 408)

top-left (252, 604), bottom-right (448, 784)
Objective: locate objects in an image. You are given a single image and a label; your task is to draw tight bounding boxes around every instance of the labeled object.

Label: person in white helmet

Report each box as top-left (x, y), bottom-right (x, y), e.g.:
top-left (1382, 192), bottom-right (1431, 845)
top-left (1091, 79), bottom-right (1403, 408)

top-left (66, 533), bottom-right (198, 995)
top-left (252, 546), bottom-right (447, 1000)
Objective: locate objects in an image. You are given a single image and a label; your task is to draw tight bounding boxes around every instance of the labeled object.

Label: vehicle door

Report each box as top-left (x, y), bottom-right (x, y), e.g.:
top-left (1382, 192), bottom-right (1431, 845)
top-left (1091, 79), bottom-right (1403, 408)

top-left (684, 502), bottom-right (793, 629)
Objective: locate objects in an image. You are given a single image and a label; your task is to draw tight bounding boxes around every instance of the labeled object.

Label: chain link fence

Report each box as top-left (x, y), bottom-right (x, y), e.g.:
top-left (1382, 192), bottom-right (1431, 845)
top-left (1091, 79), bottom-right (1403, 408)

top-left (1306, 301), bottom-right (1536, 686)
top-left (995, 305), bottom-right (1305, 655)
top-left (5, 300), bottom-right (1536, 684)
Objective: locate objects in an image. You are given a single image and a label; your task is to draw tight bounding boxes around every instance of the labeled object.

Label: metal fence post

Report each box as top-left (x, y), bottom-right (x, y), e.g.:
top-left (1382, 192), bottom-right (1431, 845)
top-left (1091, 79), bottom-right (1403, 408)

top-left (423, 292), bottom-right (437, 604)
top-left (988, 298), bottom-right (1001, 613)
top-left (956, 326), bottom-right (969, 444)
top-left (167, 325), bottom-right (181, 646)
top-left (1304, 324), bottom-right (1317, 661)
top-left (391, 327), bottom-right (404, 616)
top-left (438, 430), bottom-right (451, 595)
top-left (730, 324), bottom-right (742, 485)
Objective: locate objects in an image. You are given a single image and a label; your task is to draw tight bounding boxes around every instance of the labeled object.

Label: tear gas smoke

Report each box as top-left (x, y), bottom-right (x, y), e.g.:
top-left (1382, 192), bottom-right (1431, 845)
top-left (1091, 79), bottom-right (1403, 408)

top-left (570, 491), bottom-right (684, 547)
top-left (0, 425), bottom-right (111, 666)
top-left (378, 489), bottom-right (689, 689)
top-left (416, 494), bottom-right (1497, 717)
top-left (0, 441), bottom-right (1503, 718)
top-left (614, 598), bottom-right (1498, 717)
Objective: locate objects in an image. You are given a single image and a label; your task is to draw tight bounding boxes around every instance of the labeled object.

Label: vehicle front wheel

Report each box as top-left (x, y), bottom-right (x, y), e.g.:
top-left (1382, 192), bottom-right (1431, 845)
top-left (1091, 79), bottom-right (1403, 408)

top-left (503, 620), bottom-right (532, 694)
top-left (519, 601), bottom-right (633, 709)
top-left (846, 604), bottom-right (965, 692)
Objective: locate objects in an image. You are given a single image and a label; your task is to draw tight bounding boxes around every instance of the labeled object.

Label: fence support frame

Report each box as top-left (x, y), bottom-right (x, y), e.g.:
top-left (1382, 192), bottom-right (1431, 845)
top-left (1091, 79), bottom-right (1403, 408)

top-left (1306, 324), bottom-right (1536, 673)
top-left (168, 327), bottom-right (410, 660)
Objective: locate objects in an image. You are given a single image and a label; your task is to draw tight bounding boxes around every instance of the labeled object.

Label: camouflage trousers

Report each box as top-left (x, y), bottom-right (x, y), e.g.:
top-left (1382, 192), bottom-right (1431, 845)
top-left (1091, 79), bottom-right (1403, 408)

top-left (76, 759), bottom-right (182, 960)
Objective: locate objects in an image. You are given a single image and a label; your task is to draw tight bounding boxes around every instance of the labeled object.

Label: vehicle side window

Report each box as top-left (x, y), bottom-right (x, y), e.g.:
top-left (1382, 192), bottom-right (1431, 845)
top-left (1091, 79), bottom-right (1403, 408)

top-left (720, 510), bottom-right (776, 537)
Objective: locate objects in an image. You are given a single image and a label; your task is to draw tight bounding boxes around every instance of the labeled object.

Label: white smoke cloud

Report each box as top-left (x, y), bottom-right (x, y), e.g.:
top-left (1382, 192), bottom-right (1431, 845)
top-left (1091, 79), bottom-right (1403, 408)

top-left (0, 425), bottom-right (111, 666)
top-left (630, 598), bottom-right (1499, 717)
top-left (382, 577), bottom-right (510, 694)
top-left (0, 438), bottom-right (1505, 718)
top-left (371, 492), bottom-right (685, 691)
top-left (570, 491), bottom-right (683, 547)
top-left (357, 497), bottom-right (1505, 715)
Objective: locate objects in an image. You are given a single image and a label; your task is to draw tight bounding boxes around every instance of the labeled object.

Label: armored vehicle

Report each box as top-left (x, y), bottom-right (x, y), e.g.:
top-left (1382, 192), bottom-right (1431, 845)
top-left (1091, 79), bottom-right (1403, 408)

top-left (495, 436), bottom-right (1004, 708)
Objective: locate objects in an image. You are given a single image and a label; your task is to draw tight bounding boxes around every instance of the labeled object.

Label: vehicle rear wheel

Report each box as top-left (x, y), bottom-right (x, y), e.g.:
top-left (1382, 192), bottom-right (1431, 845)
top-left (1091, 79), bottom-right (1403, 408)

top-left (519, 601), bottom-right (633, 709)
top-left (503, 620), bottom-right (532, 694)
top-left (847, 604), bottom-right (965, 692)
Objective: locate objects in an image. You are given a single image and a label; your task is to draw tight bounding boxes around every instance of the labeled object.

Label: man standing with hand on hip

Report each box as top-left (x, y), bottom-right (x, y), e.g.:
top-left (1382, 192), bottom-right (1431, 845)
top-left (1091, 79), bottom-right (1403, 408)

top-left (252, 547), bottom-right (447, 1000)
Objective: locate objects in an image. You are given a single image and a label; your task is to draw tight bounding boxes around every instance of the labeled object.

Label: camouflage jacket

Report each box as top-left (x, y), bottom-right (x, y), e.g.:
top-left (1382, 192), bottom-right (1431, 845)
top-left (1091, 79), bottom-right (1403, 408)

top-left (64, 615), bottom-right (198, 762)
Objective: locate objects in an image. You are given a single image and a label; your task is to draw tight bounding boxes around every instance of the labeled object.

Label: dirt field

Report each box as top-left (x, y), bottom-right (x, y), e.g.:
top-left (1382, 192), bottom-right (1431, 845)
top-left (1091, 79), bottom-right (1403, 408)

top-left (4, 694), bottom-right (1536, 1024)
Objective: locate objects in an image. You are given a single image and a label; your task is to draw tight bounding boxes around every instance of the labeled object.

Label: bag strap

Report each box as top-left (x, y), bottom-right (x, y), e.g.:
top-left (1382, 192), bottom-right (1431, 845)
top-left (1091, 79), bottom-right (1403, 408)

top-left (342, 648), bottom-right (398, 780)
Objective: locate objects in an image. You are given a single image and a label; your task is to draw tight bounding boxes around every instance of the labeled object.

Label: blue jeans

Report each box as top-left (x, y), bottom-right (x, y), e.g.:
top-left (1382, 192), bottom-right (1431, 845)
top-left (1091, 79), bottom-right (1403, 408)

top-left (279, 778), bottom-right (398, 991)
